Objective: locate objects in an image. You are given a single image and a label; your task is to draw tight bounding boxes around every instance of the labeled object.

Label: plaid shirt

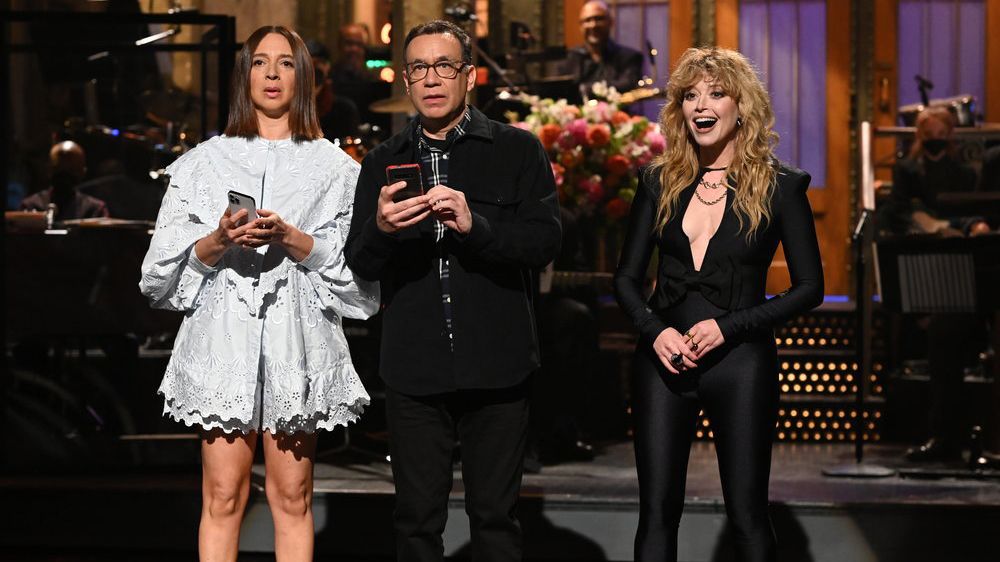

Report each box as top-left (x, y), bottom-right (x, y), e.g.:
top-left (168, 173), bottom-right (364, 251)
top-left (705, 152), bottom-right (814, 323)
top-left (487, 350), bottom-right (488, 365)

top-left (415, 108), bottom-right (471, 349)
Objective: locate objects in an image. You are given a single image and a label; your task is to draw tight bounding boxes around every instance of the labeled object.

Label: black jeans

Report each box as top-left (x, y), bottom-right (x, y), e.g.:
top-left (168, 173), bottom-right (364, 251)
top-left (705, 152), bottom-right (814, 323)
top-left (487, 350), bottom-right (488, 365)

top-left (385, 382), bottom-right (530, 562)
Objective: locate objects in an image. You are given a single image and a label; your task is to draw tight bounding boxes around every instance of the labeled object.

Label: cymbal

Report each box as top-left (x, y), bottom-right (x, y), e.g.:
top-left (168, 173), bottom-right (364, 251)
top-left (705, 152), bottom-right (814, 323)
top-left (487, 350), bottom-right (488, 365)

top-left (619, 86), bottom-right (665, 104)
top-left (369, 95), bottom-right (415, 114)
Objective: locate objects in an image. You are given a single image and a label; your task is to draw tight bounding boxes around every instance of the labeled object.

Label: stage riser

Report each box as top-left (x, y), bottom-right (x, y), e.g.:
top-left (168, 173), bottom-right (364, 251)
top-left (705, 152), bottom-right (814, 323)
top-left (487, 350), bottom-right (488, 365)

top-left (5, 488), bottom-right (997, 562)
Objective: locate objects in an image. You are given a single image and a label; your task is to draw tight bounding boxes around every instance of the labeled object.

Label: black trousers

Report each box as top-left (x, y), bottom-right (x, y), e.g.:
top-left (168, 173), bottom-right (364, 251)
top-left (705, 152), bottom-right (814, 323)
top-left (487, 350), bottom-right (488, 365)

top-left (385, 382), bottom-right (530, 562)
top-left (631, 292), bottom-right (779, 562)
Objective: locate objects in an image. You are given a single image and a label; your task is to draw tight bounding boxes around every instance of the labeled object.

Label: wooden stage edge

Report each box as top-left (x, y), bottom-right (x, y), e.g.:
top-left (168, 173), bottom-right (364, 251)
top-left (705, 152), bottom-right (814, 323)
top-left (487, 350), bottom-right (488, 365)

top-left (3, 442), bottom-right (999, 561)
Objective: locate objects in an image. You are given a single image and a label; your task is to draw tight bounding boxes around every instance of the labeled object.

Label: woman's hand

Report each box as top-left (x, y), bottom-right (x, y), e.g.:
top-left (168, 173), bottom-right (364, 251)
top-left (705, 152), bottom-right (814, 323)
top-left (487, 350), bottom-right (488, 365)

top-left (194, 208), bottom-right (253, 266)
top-left (245, 209), bottom-right (314, 261)
top-left (652, 327), bottom-right (698, 374)
top-left (684, 319), bottom-right (725, 358)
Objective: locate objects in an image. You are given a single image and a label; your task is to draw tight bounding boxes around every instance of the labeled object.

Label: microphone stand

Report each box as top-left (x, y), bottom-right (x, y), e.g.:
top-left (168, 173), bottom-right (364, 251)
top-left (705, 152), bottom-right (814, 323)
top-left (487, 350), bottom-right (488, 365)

top-left (823, 208), bottom-right (896, 478)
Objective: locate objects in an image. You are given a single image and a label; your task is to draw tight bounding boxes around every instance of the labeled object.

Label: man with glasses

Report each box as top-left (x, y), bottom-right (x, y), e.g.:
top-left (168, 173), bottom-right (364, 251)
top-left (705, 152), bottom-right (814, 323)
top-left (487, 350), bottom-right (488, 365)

top-left (563, 0), bottom-right (644, 99)
top-left (345, 19), bottom-right (561, 562)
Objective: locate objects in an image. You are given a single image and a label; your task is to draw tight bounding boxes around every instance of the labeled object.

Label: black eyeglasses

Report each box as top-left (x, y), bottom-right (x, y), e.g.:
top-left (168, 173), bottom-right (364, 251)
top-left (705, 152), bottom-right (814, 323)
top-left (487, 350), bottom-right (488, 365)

top-left (405, 60), bottom-right (469, 82)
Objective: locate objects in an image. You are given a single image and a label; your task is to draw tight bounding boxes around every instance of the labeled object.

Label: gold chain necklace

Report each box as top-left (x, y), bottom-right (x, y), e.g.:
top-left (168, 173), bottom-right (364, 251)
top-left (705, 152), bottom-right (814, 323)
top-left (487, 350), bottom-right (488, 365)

top-left (695, 177), bottom-right (728, 205)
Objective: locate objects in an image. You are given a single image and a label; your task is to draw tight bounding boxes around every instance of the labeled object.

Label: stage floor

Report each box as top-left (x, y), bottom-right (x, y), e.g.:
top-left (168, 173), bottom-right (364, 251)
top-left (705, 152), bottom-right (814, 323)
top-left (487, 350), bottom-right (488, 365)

top-left (4, 441), bottom-right (999, 561)
top-left (308, 440), bottom-right (1000, 508)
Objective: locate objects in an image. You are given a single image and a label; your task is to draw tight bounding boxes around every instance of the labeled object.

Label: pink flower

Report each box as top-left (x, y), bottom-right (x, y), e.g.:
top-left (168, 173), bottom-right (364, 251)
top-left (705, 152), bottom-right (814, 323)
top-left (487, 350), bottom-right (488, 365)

top-left (645, 130), bottom-right (666, 154)
top-left (634, 145), bottom-right (654, 167)
top-left (578, 174), bottom-right (605, 204)
top-left (596, 101), bottom-right (616, 122)
top-left (557, 131), bottom-right (578, 150)
top-left (567, 118), bottom-right (589, 143)
top-left (513, 121), bottom-right (532, 132)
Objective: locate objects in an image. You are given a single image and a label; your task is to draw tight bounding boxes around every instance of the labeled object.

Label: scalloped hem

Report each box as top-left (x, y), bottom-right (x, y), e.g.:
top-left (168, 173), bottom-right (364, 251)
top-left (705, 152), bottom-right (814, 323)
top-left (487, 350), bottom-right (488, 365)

top-left (162, 397), bottom-right (369, 435)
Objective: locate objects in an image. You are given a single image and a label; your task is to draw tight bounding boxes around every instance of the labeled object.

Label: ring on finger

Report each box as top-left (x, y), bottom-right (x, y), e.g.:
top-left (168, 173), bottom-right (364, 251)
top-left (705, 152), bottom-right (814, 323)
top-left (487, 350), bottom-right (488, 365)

top-left (690, 341), bottom-right (699, 351)
top-left (669, 353), bottom-right (684, 367)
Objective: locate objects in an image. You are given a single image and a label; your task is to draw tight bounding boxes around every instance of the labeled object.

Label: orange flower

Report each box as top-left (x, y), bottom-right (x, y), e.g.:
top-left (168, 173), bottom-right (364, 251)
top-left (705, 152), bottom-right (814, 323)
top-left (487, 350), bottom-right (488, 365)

top-left (587, 123), bottom-right (611, 147)
top-left (558, 149), bottom-right (584, 169)
top-left (612, 111), bottom-right (631, 126)
top-left (539, 123), bottom-right (562, 149)
top-left (606, 154), bottom-right (631, 176)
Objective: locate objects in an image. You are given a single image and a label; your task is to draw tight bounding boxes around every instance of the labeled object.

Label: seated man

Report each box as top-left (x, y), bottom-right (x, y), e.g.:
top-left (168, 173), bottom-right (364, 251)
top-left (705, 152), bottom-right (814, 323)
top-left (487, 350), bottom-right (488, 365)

top-left (20, 141), bottom-right (109, 221)
top-left (561, 0), bottom-right (644, 101)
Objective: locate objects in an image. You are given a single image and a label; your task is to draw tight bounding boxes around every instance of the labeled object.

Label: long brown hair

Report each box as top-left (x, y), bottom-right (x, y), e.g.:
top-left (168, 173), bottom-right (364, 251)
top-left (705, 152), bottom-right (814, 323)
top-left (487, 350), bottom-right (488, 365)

top-left (224, 26), bottom-right (322, 141)
top-left (653, 47), bottom-right (778, 239)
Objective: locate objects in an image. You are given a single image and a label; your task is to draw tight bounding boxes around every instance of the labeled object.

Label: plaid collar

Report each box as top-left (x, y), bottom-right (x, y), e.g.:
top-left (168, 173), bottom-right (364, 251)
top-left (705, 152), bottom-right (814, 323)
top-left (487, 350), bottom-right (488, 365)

top-left (415, 107), bottom-right (472, 153)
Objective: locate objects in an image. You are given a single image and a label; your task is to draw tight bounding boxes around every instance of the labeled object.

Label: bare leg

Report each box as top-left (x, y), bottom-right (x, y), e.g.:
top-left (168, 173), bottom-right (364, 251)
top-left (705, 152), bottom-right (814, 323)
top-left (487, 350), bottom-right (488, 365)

top-left (199, 428), bottom-right (257, 562)
top-left (263, 430), bottom-right (318, 562)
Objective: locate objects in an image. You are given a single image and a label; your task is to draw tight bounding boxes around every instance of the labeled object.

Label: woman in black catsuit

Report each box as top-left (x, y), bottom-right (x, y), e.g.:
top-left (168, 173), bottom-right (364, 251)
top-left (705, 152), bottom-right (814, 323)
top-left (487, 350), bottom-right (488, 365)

top-left (613, 47), bottom-right (824, 562)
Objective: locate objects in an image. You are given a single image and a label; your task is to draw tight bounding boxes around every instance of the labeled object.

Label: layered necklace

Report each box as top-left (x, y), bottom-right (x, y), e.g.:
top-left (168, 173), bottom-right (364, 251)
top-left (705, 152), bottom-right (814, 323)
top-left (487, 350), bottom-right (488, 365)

top-left (695, 167), bottom-right (728, 205)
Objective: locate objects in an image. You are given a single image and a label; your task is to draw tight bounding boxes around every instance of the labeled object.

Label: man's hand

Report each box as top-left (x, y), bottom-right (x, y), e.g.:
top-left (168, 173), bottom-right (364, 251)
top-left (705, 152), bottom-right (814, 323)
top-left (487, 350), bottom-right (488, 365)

top-left (426, 184), bottom-right (473, 234)
top-left (376, 181), bottom-right (432, 233)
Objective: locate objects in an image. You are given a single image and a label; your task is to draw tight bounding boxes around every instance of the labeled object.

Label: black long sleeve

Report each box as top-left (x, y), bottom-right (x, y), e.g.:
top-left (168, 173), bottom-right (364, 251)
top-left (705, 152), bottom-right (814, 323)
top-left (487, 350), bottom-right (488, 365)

top-left (614, 166), bottom-right (823, 344)
top-left (613, 173), bottom-right (669, 341)
top-left (714, 172), bottom-right (824, 340)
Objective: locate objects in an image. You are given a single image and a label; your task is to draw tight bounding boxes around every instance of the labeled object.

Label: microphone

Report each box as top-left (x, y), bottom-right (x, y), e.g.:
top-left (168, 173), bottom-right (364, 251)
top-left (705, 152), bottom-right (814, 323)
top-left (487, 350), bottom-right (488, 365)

top-left (914, 75), bottom-right (933, 106)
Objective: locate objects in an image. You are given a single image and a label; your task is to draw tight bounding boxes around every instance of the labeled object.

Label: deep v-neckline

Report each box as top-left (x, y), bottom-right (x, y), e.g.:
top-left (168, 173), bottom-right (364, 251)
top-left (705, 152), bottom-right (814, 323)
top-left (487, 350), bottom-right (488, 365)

top-left (680, 179), bottom-right (729, 273)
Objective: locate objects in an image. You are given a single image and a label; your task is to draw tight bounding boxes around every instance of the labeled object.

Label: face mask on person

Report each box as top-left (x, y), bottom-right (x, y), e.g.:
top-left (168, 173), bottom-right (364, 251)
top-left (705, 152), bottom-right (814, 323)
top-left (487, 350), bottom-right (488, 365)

top-left (922, 139), bottom-right (948, 157)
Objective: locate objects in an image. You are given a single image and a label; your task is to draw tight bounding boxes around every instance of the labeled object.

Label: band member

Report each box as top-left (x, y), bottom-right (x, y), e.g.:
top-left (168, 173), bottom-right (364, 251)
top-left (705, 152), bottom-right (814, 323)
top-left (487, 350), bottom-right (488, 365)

top-left (886, 107), bottom-right (990, 462)
top-left (345, 20), bottom-right (561, 562)
top-left (562, 0), bottom-right (644, 97)
top-left (614, 47), bottom-right (823, 561)
top-left (140, 26), bottom-right (377, 561)
top-left (20, 141), bottom-right (109, 220)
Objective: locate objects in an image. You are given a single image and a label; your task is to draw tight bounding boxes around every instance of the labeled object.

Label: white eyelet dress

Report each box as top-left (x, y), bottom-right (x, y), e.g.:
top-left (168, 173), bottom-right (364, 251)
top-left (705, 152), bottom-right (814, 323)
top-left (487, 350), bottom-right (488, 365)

top-left (139, 135), bottom-right (379, 434)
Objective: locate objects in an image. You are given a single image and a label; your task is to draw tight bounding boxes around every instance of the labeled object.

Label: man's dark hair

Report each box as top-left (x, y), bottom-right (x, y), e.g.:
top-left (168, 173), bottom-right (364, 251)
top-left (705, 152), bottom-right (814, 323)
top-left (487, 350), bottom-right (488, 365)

top-left (403, 20), bottom-right (472, 63)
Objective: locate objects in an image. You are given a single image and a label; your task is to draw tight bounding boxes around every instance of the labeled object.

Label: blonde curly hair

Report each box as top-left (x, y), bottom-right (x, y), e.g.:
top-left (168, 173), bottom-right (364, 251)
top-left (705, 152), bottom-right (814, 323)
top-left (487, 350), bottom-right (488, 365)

top-left (652, 47), bottom-right (778, 238)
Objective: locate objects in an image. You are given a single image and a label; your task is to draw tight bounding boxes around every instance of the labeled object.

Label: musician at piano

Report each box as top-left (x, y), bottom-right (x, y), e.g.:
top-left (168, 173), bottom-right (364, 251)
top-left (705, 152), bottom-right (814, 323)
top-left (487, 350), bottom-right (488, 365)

top-left (19, 141), bottom-right (109, 221)
top-left (561, 1), bottom-right (644, 99)
top-left (139, 26), bottom-right (377, 560)
top-left (881, 106), bottom-right (990, 237)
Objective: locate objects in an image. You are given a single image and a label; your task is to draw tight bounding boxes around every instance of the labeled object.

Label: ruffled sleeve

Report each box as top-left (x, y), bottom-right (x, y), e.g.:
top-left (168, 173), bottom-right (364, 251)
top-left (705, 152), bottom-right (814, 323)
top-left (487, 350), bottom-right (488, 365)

top-left (139, 145), bottom-right (223, 311)
top-left (297, 150), bottom-right (380, 319)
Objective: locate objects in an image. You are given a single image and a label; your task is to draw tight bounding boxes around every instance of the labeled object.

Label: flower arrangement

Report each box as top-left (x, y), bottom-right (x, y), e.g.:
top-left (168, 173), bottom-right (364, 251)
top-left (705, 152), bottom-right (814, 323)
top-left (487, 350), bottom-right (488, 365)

top-left (508, 83), bottom-right (666, 226)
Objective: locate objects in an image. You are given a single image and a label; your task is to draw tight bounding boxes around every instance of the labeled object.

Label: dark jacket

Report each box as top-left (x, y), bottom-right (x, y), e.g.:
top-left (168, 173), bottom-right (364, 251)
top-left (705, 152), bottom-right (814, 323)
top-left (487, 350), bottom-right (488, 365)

top-left (20, 188), bottom-right (110, 221)
top-left (345, 106), bottom-right (562, 395)
top-left (614, 164), bottom-right (824, 343)
top-left (562, 40), bottom-right (644, 98)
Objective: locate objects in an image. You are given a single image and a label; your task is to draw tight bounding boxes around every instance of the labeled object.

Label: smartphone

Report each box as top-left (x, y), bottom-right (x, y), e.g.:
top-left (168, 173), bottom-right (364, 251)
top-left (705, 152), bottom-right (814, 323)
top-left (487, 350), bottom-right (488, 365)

top-left (227, 190), bottom-right (257, 226)
top-left (386, 163), bottom-right (424, 202)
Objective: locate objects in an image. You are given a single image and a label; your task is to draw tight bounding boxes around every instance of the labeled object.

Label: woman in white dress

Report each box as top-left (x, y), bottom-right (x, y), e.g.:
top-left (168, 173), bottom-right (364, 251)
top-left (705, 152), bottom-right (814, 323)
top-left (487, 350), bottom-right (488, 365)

top-left (140, 26), bottom-right (377, 561)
